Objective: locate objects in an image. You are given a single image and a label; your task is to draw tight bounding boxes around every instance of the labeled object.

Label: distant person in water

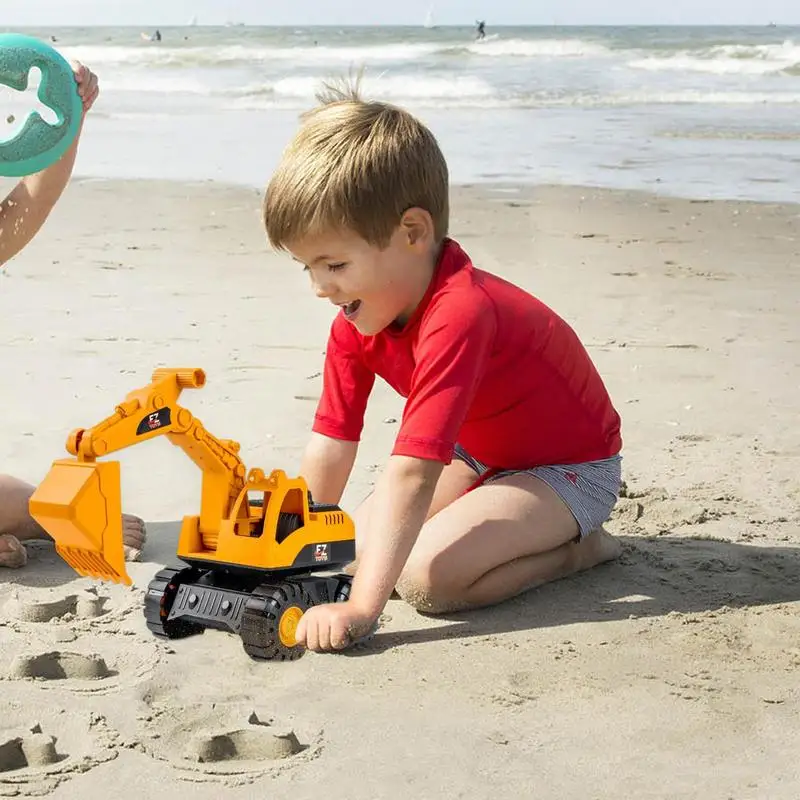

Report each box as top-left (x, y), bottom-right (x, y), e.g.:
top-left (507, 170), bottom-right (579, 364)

top-left (153, 29), bottom-right (162, 42)
top-left (475, 21), bottom-right (486, 40)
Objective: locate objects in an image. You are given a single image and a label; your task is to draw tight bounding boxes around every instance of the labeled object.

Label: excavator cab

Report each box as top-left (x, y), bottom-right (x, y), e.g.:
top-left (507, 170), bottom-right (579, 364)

top-left (29, 459), bottom-right (130, 585)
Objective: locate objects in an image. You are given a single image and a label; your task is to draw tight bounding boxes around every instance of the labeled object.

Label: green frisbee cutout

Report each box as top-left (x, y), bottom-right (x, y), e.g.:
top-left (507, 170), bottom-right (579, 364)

top-left (0, 34), bottom-right (83, 177)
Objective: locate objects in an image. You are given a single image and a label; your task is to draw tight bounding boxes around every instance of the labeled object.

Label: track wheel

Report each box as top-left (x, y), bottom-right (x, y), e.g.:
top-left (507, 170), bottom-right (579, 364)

top-left (240, 581), bottom-right (311, 661)
top-left (144, 566), bottom-right (205, 640)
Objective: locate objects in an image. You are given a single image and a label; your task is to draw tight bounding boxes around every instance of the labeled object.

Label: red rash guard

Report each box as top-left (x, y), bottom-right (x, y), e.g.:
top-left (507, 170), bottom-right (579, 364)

top-left (312, 238), bottom-right (622, 468)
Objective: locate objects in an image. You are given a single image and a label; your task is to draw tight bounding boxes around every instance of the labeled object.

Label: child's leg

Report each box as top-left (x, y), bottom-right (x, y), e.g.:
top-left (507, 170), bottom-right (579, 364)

top-left (395, 471), bottom-right (621, 614)
top-left (0, 474), bottom-right (41, 568)
top-left (0, 473), bottom-right (147, 568)
top-left (0, 474), bottom-right (45, 539)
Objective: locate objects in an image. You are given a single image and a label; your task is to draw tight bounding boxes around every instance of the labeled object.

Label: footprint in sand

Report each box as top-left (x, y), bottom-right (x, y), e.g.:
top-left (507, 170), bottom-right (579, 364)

top-left (491, 670), bottom-right (540, 708)
top-left (138, 704), bottom-right (313, 781)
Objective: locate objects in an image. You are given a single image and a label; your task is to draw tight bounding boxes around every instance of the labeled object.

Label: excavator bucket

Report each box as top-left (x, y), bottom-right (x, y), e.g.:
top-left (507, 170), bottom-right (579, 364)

top-left (28, 459), bottom-right (131, 586)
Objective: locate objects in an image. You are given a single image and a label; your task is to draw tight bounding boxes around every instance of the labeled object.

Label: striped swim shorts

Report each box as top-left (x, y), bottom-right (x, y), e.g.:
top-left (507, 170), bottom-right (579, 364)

top-left (453, 445), bottom-right (623, 539)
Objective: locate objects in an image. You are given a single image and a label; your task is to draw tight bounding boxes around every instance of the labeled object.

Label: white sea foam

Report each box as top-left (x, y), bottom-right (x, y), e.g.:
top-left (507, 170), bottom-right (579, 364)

top-left (629, 40), bottom-right (800, 75)
top-left (458, 37), bottom-right (611, 58)
top-left (57, 37), bottom-right (613, 69)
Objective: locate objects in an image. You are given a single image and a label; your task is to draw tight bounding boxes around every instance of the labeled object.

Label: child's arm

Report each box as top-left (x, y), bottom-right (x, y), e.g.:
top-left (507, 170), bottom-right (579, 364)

top-left (0, 62), bottom-right (99, 268)
top-left (295, 453), bottom-right (443, 651)
top-left (347, 454), bottom-right (443, 611)
top-left (299, 432), bottom-right (357, 505)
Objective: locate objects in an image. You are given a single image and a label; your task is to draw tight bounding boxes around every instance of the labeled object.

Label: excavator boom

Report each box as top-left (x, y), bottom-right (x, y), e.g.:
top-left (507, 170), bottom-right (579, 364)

top-left (29, 368), bottom-right (249, 585)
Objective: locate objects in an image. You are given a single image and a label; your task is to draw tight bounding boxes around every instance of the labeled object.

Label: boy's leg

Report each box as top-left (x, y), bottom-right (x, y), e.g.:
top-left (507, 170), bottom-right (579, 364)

top-left (0, 474), bottom-right (147, 568)
top-left (395, 471), bottom-right (621, 614)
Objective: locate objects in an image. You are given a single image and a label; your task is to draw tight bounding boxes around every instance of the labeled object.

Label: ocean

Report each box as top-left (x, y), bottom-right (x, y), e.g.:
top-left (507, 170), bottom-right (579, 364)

top-left (3, 24), bottom-right (800, 202)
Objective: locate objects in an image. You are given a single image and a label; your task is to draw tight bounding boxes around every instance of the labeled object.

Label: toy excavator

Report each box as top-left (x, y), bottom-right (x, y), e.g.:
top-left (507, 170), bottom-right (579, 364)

top-left (28, 368), bottom-right (356, 661)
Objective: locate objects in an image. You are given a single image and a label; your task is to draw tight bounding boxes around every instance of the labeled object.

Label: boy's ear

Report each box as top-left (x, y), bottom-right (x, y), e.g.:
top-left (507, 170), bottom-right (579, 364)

top-left (399, 207), bottom-right (434, 247)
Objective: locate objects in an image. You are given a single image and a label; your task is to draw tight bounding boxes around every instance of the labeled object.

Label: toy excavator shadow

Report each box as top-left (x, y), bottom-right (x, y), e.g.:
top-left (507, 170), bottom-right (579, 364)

top-left (347, 532), bottom-right (800, 656)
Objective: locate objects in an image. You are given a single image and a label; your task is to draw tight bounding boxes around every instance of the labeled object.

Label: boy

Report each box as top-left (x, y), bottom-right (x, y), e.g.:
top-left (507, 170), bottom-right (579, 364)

top-left (0, 62), bottom-right (146, 569)
top-left (262, 81), bottom-right (623, 652)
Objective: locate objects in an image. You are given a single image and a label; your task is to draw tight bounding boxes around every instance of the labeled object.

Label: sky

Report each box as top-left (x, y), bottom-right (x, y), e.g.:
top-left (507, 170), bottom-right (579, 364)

top-left (3, 0), bottom-right (797, 27)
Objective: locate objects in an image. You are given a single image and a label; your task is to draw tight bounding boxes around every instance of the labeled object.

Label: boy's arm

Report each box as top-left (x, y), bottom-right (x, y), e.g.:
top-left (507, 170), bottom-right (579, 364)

top-left (347, 454), bottom-right (443, 616)
top-left (295, 453), bottom-right (442, 651)
top-left (299, 432), bottom-right (358, 505)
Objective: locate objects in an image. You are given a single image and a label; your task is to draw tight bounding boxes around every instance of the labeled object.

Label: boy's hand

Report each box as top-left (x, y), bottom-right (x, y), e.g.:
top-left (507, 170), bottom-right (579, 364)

top-left (295, 601), bottom-right (376, 652)
top-left (71, 62), bottom-right (99, 114)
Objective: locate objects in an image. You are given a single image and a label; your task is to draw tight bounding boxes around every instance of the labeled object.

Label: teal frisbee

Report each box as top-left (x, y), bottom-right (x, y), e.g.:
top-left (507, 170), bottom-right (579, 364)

top-left (0, 34), bottom-right (83, 177)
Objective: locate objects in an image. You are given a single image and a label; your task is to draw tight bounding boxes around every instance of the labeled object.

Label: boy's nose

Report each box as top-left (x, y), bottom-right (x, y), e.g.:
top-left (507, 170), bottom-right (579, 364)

top-left (311, 275), bottom-right (334, 299)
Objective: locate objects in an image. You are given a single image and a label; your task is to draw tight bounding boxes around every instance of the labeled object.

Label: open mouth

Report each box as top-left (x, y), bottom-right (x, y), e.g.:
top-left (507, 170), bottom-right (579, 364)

top-left (342, 300), bottom-right (362, 319)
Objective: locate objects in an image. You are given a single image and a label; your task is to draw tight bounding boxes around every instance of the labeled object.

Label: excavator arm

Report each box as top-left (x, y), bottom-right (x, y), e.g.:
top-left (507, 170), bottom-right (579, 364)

top-left (29, 368), bottom-right (251, 585)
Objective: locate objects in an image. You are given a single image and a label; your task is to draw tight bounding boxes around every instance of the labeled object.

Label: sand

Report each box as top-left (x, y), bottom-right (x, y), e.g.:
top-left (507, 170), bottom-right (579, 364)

top-left (0, 178), bottom-right (798, 798)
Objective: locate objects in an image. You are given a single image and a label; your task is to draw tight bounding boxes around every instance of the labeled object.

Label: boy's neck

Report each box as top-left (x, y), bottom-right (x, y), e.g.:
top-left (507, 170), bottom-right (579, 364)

top-left (393, 239), bottom-right (446, 329)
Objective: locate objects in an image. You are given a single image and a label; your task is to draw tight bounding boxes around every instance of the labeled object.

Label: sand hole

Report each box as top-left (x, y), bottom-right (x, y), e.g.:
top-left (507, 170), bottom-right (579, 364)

top-left (2, 589), bottom-right (108, 623)
top-left (8, 651), bottom-right (114, 681)
top-left (0, 725), bottom-right (67, 773)
top-left (187, 727), bottom-right (303, 763)
top-left (0, 712), bottom-right (118, 794)
top-left (140, 704), bottom-right (314, 778)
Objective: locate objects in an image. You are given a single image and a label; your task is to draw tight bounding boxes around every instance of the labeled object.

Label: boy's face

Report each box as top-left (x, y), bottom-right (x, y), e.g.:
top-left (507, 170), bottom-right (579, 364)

top-left (288, 221), bottom-right (433, 336)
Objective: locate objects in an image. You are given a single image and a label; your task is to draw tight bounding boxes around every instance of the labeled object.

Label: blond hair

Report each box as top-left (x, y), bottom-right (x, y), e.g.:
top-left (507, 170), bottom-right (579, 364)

top-left (263, 74), bottom-right (449, 250)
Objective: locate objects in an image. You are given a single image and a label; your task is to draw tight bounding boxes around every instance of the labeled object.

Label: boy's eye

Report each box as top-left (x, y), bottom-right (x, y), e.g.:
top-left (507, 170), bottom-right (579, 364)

top-left (327, 263), bottom-right (346, 273)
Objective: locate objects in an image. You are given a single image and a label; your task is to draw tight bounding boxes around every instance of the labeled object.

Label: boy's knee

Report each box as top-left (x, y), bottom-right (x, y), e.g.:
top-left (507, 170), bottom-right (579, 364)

top-left (395, 575), bottom-right (449, 614)
top-left (395, 560), bottom-right (463, 615)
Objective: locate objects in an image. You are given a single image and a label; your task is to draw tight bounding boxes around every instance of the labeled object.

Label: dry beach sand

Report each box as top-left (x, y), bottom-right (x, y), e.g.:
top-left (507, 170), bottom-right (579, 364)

top-left (0, 178), bottom-right (798, 798)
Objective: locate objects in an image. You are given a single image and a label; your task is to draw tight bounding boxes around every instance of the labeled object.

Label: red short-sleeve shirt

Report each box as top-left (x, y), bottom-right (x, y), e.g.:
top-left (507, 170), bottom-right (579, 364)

top-left (312, 238), bottom-right (622, 468)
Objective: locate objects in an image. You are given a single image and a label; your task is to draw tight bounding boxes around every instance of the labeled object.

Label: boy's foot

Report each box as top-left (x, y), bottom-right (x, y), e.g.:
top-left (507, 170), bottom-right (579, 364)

top-left (574, 526), bottom-right (622, 572)
top-left (0, 534), bottom-right (27, 568)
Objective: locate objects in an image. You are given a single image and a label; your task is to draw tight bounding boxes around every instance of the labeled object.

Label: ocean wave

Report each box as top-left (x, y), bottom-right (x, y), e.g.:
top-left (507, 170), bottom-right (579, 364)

top-left (101, 75), bottom-right (212, 94)
top-left (226, 80), bottom-right (800, 109)
top-left (629, 39), bottom-right (800, 75)
top-left (91, 63), bottom-right (800, 107)
top-left (592, 90), bottom-right (800, 105)
top-left (56, 37), bottom-right (612, 69)
top-left (233, 73), bottom-right (496, 104)
top-left (448, 37), bottom-right (611, 58)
